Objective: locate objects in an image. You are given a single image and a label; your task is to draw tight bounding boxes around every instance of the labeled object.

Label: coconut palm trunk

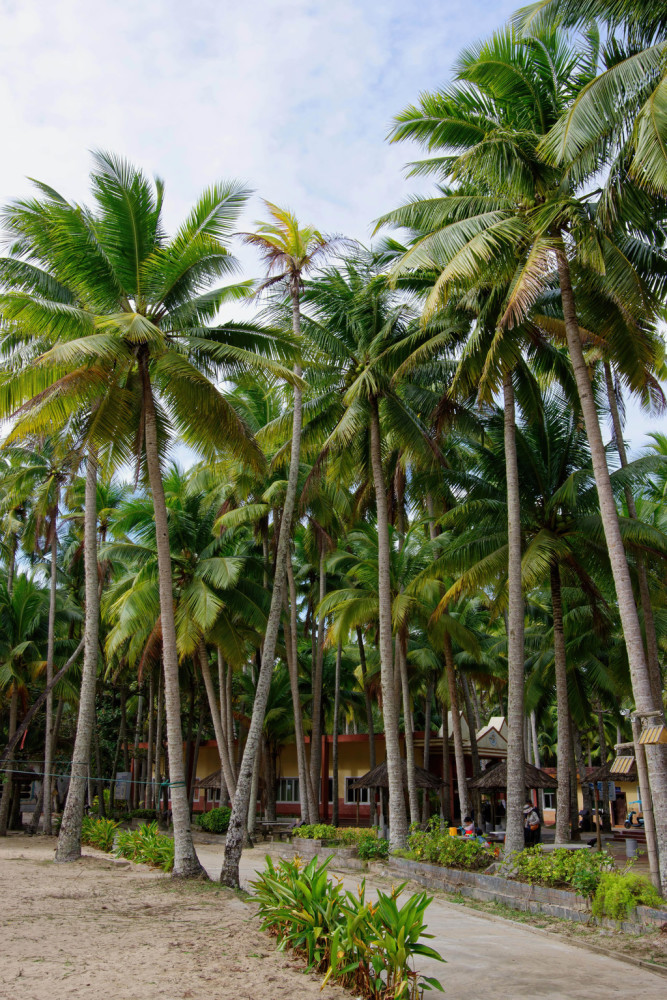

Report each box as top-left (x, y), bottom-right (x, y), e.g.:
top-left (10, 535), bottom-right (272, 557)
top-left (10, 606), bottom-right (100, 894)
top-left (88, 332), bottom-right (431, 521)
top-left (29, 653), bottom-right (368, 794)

top-left (220, 286), bottom-right (305, 887)
top-left (309, 545), bottom-right (326, 817)
top-left (398, 630), bottom-right (420, 825)
top-left (443, 634), bottom-right (469, 823)
top-left (0, 688), bottom-right (18, 836)
top-left (550, 562), bottom-right (572, 843)
top-left (285, 558), bottom-right (316, 822)
top-left (369, 397), bottom-right (408, 849)
top-left (199, 641), bottom-right (236, 798)
top-left (42, 500), bottom-right (59, 836)
top-left (604, 362), bottom-right (663, 707)
top-left (422, 680), bottom-right (434, 824)
top-left (461, 673), bottom-right (482, 823)
top-left (557, 248), bottom-right (667, 892)
top-left (357, 627), bottom-right (377, 823)
top-left (503, 371), bottom-right (526, 856)
top-left (332, 640), bottom-right (342, 826)
top-left (56, 453), bottom-right (100, 861)
top-left (139, 354), bottom-right (205, 878)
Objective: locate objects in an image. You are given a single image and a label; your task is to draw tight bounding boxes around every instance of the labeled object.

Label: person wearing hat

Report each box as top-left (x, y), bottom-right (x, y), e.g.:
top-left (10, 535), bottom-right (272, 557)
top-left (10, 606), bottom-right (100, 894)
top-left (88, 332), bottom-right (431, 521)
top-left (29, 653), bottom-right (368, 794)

top-left (523, 801), bottom-right (541, 846)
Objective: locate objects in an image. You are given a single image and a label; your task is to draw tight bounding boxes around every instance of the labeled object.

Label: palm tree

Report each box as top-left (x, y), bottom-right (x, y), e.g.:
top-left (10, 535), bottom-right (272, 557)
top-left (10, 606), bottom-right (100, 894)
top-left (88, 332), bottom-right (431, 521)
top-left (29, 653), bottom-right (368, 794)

top-left (0, 153), bottom-right (298, 876)
top-left (514, 1), bottom-right (667, 193)
top-left (221, 204), bottom-right (340, 887)
top-left (381, 27), bottom-right (667, 875)
top-left (55, 451), bottom-right (99, 860)
top-left (0, 575), bottom-right (49, 835)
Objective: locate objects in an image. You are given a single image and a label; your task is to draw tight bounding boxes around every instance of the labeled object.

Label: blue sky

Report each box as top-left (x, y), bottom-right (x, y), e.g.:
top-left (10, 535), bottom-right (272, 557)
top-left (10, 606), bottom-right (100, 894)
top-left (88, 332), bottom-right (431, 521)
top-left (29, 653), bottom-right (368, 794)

top-left (0, 0), bottom-right (663, 453)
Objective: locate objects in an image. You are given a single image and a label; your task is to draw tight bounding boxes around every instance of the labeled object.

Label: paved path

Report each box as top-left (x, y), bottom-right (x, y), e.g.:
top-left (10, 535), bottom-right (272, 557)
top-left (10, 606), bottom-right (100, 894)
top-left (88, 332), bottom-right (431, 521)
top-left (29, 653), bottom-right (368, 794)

top-left (196, 842), bottom-right (665, 1000)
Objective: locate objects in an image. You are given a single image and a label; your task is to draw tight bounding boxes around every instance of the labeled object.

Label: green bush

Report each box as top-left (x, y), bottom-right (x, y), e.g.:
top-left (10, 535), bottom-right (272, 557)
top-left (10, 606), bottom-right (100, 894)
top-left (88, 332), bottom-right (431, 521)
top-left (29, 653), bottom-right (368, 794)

top-left (292, 824), bottom-right (377, 846)
top-left (357, 834), bottom-right (389, 861)
top-left (129, 808), bottom-right (158, 820)
top-left (81, 816), bottom-right (120, 853)
top-left (115, 821), bottom-right (175, 872)
top-left (511, 846), bottom-right (614, 894)
top-left (196, 806), bottom-right (231, 834)
top-left (252, 854), bottom-right (444, 998)
top-left (408, 821), bottom-right (495, 871)
top-left (591, 872), bottom-right (662, 921)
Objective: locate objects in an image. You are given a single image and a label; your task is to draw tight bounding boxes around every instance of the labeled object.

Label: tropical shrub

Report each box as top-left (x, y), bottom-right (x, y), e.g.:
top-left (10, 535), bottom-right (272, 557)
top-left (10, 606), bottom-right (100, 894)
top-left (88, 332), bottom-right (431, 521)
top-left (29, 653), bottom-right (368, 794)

top-left (408, 822), bottom-right (495, 871)
top-left (115, 822), bottom-right (175, 872)
top-left (591, 873), bottom-right (662, 921)
top-left (129, 808), bottom-right (158, 820)
top-left (196, 806), bottom-right (231, 834)
top-left (81, 816), bottom-right (120, 853)
top-left (251, 855), bottom-right (444, 998)
top-left (292, 824), bottom-right (377, 846)
top-left (357, 833), bottom-right (389, 861)
top-left (510, 846), bottom-right (614, 894)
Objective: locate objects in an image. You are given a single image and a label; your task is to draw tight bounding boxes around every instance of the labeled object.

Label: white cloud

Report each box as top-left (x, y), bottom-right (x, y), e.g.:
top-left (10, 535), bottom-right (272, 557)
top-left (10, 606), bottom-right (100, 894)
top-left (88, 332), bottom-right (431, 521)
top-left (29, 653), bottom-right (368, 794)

top-left (1, 0), bottom-right (664, 449)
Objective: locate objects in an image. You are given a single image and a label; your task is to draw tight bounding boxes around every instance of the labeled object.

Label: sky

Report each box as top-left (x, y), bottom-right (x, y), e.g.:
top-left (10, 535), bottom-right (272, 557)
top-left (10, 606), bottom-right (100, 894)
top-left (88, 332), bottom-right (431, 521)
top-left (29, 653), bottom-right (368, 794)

top-left (0, 0), bottom-right (663, 456)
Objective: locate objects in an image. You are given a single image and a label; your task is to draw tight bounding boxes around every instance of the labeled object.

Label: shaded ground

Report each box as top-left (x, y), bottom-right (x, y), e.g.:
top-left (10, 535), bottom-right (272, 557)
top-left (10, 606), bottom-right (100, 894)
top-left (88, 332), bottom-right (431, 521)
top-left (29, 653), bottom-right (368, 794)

top-left (196, 839), bottom-right (667, 1000)
top-left (2, 833), bottom-right (666, 1000)
top-left (0, 835), bottom-right (345, 1000)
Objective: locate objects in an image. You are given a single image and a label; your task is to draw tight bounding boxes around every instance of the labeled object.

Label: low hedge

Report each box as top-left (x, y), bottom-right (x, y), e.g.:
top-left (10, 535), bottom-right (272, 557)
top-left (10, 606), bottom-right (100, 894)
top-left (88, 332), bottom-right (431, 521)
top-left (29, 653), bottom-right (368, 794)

top-left (195, 806), bottom-right (231, 834)
top-left (115, 821), bottom-right (175, 872)
top-left (408, 823), bottom-right (495, 871)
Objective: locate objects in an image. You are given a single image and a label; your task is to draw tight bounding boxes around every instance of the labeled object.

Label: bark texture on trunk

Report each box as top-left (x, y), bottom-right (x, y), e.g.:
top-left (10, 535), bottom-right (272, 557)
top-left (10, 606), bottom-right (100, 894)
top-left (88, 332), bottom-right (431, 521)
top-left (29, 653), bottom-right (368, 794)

top-left (604, 362), bottom-right (663, 708)
top-left (421, 681), bottom-right (434, 824)
top-left (42, 507), bottom-right (59, 836)
top-left (309, 546), bottom-right (326, 815)
top-left (286, 558), bottom-right (316, 823)
top-left (56, 453), bottom-right (100, 861)
top-left (332, 640), bottom-right (342, 827)
top-left (369, 398), bottom-right (408, 849)
top-left (550, 563), bottom-right (572, 844)
top-left (0, 688), bottom-right (19, 836)
top-left (557, 248), bottom-right (667, 892)
top-left (357, 627), bottom-right (377, 823)
top-left (503, 372), bottom-right (526, 856)
top-left (199, 641), bottom-right (236, 798)
top-left (220, 288), bottom-right (305, 887)
top-left (444, 635), bottom-right (469, 823)
top-left (398, 631), bottom-right (420, 825)
top-left (140, 355), bottom-right (205, 878)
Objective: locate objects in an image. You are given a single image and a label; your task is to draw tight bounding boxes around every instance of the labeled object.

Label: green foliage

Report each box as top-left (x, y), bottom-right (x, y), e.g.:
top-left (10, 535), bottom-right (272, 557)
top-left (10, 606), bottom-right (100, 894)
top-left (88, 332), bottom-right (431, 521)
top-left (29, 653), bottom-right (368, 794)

top-left (114, 821), bottom-right (175, 872)
top-left (408, 822), bottom-right (495, 871)
top-left (251, 854), bottom-right (445, 998)
top-left (80, 816), bottom-right (120, 853)
top-left (357, 834), bottom-right (389, 861)
top-left (129, 808), bottom-right (158, 820)
top-left (510, 846), bottom-right (614, 895)
top-left (591, 872), bottom-right (662, 921)
top-left (292, 824), bottom-right (378, 846)
top-left (195, 806), bottom-right (231, 834)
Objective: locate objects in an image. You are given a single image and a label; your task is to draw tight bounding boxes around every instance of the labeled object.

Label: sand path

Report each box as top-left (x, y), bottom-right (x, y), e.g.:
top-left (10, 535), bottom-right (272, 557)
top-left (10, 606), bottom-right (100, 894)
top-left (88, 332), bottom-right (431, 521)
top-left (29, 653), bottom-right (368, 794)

top-left (196, 840), bottom-right (667, 1000)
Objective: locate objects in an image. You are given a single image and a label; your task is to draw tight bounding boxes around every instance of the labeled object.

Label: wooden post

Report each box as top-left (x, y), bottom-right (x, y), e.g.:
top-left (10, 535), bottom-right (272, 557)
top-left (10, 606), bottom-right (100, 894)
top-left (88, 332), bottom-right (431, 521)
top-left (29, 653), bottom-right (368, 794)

top-left (593, 782), bottom-right (602, 853)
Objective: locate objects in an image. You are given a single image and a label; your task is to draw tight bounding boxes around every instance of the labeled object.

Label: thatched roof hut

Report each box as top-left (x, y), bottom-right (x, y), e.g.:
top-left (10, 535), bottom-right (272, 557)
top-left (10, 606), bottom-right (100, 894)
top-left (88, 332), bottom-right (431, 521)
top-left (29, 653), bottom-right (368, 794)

top-left (349, 758), bottom-right (446, 791)
top-left (467, 760), bottom-right (555, 791)
top-left (198, 769), bottom-right (224, 789)
top-left (582, 760), bottom-right (638, 784)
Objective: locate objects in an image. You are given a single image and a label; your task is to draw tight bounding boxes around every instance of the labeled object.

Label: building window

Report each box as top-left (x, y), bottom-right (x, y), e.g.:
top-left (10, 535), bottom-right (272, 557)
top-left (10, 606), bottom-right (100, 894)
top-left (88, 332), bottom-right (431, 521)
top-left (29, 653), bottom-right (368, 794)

top-left (345, 778), bottom-right (369, 805)
top-left (192, 785), bottom-right (200, 802)
top-left (277, 777), bottom-right (299, 803)
top-left (206, 787), bottom-right (221, 804)
top-left (543, 791), bottom-right (555, 810)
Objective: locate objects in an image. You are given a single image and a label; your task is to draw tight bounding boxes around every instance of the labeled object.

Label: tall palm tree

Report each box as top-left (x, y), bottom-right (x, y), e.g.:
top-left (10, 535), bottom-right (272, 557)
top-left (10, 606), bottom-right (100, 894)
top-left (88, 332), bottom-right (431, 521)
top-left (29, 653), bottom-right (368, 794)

top-left (221, 204), bottom-right (340, 886)
top-left (0, 575), bottom-right (49, 835)
top-left (381, 28), bottom-right (667, 877)
top-left (0, 153), bottom-right (297, 876)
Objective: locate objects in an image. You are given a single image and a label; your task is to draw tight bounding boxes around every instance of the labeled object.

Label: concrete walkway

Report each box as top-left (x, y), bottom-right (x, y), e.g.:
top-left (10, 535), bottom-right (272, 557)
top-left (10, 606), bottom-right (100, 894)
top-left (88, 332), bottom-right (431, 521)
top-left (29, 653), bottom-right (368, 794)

top-left (196, 842), bottom-right (665, 1000)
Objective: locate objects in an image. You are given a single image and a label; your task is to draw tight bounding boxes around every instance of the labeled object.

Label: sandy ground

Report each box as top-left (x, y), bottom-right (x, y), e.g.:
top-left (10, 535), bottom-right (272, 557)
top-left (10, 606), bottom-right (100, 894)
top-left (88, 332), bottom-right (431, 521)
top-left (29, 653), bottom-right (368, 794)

top-left (0, 835), bottom-right (345, 1000)
top-left (2, 833), bottom-right (666, 1000)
